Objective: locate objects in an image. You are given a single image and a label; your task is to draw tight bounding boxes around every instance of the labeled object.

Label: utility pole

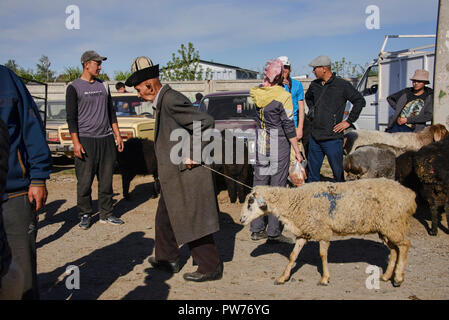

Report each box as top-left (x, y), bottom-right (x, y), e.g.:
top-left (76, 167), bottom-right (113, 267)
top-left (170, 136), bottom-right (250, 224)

top-left (433, 0), bottom-right (449, 128)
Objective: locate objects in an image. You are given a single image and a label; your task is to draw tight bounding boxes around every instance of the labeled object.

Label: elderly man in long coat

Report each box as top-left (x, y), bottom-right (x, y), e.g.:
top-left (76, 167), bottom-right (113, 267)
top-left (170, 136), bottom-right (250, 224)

top-left (125, 56), bottom-right (222, 282)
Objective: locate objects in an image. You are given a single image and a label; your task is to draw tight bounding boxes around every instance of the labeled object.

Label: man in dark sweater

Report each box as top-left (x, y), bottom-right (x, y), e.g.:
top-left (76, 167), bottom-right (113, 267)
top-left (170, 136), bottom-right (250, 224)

top-left (305, 55), bottom-right (365, 182)
top-left (66, 50), bottom-right (124, 229)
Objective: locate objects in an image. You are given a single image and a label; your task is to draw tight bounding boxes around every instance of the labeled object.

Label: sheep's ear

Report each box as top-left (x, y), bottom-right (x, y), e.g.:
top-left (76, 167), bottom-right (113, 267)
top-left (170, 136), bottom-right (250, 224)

top-left (431, 125), bottom-right (441, 142)
top-left (431, 124), bottom-right (448, 142)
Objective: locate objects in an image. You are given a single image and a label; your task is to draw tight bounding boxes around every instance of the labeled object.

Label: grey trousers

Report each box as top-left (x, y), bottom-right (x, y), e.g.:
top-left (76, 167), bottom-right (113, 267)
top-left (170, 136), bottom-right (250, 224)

top-left (250, 142), bottom-right (290, 237)
top-left (2, 194), bottom-right (38, 300)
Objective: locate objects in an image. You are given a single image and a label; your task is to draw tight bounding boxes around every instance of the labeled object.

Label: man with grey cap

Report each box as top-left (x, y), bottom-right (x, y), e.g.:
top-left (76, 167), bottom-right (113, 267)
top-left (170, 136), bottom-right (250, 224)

top-left (305, 55), bottom-right (365, 182)
top-left (125, 56), bottom-right (222, 282)
top-left (66, 50), bottom-right (124, 230)
top-left (386, 69), bottom-right (433, 133)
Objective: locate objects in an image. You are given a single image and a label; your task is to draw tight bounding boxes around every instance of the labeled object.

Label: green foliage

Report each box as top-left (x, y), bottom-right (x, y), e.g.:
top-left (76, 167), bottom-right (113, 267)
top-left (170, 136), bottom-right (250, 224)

top-left (34, 55), bottom-right (56, 82)
top-left (4, 59), bottom-right (35, 80)
top-left (114, 70), bottom-right (131, 81)
top-left (331, 57), bottom-right (368, 79)
top-left (161, 42), bottom-right (212, 81)
top-left (57, 66), bottom-right (82, 82)
top-left (4, 59), bottom-right (19, 73)
top-left (96, 73), bottom-right (110, 81)
top-left (56, 66), bottom-right (110, 82)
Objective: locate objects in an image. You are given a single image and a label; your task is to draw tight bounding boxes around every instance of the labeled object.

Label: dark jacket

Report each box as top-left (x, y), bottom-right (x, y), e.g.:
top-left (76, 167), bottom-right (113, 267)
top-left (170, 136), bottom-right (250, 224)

top-left (305, 73), bottom-right (365, 141)
top-left (154, 85), bottom-right (219, 246)
top-left (0, 119), bottom-right (11, 282)
top-left (386, 87), bottom-right (433, 132)
top-left (0, 65), bottom-right (52, 201)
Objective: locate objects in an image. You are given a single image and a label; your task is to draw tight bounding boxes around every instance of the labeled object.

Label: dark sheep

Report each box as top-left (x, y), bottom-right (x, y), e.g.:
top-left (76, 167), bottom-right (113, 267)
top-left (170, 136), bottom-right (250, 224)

top-left (396, 135), bottom-right (449, 236)
top-left (343, 145), bottom-right (397, 180)
top-left (212, 133), bottom-right (253, 203)
top-left (117, 138), bottom-right (159, 200)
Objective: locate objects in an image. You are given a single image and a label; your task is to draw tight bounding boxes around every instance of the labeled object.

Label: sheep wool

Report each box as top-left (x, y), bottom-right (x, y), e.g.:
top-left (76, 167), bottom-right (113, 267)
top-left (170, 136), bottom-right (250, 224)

top-left (343, 124), bottom-right (449, 155)
top-left (240, 178), bottom-right (417, 287)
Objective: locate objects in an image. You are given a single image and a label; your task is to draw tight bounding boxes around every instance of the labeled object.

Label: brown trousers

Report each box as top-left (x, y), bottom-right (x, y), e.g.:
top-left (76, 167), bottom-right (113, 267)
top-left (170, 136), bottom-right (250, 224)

top-left (155, 192), bottom-right (220, 274)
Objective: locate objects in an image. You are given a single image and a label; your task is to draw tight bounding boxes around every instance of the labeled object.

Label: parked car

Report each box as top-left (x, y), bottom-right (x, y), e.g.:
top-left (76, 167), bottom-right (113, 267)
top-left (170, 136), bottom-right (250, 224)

top-left (37, 100), bottom-right (68, 156)
top-left (39, 93), bottom-right (156, 158)
top-left (200, 90), bottom-right (257, 164)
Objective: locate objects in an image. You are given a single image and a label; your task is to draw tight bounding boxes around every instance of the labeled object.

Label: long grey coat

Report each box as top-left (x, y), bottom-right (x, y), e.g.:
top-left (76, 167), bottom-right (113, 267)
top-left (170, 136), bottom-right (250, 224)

top-left (154, 85), bottom-right (219, 245)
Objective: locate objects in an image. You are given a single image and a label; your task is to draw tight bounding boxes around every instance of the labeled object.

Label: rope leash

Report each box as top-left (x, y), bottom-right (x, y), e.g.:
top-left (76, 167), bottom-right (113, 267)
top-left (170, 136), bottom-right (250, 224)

top-left (199, 163), bottom-right (254, 191)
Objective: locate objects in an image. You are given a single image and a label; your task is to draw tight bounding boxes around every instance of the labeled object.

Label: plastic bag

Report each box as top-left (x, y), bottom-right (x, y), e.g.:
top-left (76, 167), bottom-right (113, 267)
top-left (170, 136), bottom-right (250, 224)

top-left (288, 159), bottom-right (307, 187)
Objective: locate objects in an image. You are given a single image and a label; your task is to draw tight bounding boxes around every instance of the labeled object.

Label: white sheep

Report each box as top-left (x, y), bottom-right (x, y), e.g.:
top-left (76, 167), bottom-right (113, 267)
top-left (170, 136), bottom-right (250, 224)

top-left (240, 178), bottom-right (417, 287)
top-left (343, 124), bottom-right (449, 156)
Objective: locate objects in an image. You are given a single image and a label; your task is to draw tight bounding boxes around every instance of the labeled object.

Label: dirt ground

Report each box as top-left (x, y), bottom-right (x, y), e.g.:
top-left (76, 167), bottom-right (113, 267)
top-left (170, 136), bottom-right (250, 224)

top-left (36, 157), bottom-right (449, 300)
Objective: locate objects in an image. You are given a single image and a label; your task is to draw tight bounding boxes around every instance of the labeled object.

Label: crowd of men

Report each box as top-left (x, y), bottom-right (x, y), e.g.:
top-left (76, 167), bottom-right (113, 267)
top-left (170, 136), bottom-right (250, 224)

top-left (0, 49), bottom-right (433, 299)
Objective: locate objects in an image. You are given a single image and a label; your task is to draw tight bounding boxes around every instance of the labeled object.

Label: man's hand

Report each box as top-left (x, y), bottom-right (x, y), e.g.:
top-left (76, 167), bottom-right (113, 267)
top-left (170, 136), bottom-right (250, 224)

top-left (185, 157), bottom-right (197, 169)
top-left (28, 185), bottom-right (48, 212)
top-left (397, 117), bottom-right (408, 125)
top-left (116, 136), bottom-right (124, 152)
top-left (333, 120), bottom-right (350, 133)
top-left (73, 142), bottom-right (85, 159)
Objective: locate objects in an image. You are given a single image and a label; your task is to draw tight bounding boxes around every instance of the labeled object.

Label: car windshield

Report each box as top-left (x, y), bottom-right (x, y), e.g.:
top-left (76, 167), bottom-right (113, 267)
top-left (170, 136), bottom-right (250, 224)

top-left (37, 101), bottom-right (67, 120)
top-left (112, 96), bottom-right (154, 118)
top-left (201, 95), bottom-right (257, 120)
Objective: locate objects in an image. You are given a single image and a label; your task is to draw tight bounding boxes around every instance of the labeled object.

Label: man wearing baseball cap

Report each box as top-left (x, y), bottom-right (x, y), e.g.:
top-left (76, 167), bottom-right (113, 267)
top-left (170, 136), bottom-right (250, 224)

top-left (305, 55), bottom-right (365, 182)
top-left (66, 50), bottom-right (124, 230)
top-left (386, 69), bottom-right (433, 132)
top-left (126, 56), bottom-right (222, 282)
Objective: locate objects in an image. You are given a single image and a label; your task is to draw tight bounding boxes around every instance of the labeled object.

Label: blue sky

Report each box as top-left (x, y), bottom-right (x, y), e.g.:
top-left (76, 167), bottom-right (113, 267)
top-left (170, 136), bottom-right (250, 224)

top-left (0, 0), bottom-right (439, 78)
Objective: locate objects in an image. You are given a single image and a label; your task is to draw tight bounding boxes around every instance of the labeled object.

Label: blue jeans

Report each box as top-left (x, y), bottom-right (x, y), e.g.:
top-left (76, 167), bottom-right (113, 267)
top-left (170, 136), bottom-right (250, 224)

top-left (307, 134), bottom-right (344, 183)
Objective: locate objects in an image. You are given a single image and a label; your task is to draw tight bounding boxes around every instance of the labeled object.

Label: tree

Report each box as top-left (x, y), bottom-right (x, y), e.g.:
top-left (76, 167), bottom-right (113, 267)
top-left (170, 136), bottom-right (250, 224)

top-left (331, 58), bottom-right (368, 79)
top-left (56, 66), bottom-right (82, 82)
top-left (4, 59), bottom-right (19, 73)
top-left (56, 66), bottom-right (110, 82)
top-left (114, 70), bottom-right (131, 81)
top-left (161, 42), bottom-right (212, 81)
top-left (4, 59), bottom-right (34, 80)
top-left (34, 55), bottom-right (55, 82)
top-left (96, 73), bottom-right (110, 81)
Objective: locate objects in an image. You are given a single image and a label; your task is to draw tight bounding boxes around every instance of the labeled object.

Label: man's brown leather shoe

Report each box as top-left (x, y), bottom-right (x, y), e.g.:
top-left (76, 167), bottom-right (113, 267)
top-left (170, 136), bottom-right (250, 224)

top-left (148, 256), bottom-right (180, 273)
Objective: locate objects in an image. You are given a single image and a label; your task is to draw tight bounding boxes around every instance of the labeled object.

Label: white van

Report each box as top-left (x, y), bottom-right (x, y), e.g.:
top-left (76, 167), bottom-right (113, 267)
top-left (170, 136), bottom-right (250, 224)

top-left (346, 35), bottom-right (436, 131)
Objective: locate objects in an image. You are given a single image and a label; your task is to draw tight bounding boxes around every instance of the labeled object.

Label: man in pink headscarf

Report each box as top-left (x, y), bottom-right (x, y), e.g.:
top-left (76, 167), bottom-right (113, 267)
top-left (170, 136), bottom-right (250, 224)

top-left (248, 59), bottom-right (303, 243)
